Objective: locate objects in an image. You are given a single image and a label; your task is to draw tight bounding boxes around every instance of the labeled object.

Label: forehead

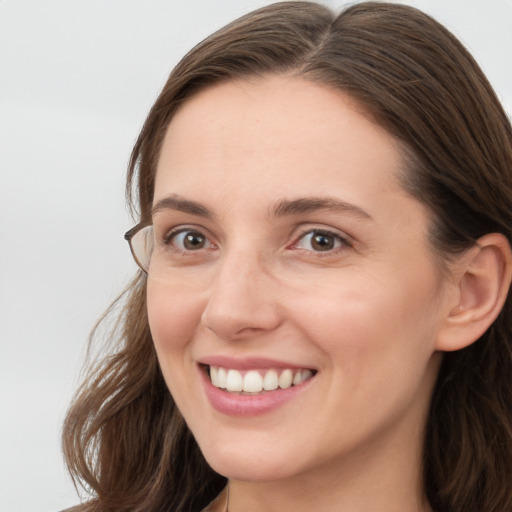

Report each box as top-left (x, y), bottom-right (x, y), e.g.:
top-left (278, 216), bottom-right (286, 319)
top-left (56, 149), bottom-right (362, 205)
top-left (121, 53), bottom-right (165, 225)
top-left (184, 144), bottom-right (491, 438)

top-left (154, 76), bottom-right (409, 219)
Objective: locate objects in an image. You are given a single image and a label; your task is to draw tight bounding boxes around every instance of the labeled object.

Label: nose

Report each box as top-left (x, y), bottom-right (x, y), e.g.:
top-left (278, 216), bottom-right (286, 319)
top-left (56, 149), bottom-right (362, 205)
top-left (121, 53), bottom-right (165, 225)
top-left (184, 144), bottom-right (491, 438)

top-left (200, 248), bottom-right (282, 341)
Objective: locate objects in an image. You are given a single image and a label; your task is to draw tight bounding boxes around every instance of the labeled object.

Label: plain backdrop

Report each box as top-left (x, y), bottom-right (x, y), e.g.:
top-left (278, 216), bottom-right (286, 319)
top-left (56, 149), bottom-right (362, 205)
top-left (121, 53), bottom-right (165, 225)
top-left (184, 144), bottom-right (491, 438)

top-left (0, 1), bottom-right (510, 511)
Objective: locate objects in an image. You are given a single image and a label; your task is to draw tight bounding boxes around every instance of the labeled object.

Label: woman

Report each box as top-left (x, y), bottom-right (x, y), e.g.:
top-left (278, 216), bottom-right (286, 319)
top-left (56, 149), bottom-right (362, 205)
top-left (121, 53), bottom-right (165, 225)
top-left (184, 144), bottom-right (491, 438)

top-left (62, 2), bottom-right (512, 511)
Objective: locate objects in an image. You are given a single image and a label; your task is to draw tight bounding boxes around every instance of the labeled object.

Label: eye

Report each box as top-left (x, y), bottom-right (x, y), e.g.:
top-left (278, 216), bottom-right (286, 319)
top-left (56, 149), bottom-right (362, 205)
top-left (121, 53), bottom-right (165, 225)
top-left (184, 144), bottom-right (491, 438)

top-left (166, 229), bottom-right (212, 251)
top-left (294, 230), bottom-right (348, 252)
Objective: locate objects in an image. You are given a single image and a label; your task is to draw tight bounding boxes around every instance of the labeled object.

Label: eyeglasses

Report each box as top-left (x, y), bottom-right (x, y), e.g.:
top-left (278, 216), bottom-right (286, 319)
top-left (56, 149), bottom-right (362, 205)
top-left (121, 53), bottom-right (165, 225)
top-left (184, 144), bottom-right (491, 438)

top-left (124, 224), bottom-right (154, 273)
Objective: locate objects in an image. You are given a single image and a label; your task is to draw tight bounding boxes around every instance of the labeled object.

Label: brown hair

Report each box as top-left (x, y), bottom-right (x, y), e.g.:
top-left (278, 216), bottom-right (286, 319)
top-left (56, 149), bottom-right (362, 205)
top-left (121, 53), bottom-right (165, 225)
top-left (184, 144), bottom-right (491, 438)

top-left (62, 2), bottom-right (512, 511)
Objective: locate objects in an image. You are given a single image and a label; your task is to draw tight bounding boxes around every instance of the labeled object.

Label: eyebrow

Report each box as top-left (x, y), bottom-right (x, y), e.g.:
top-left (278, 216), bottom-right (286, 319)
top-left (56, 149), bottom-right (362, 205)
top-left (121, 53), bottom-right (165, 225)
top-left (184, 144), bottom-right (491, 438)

top-left (152, 194), bottom-right (213, 218)
top-left (270, 197), bottom-right (373, 220)
top-left (151, 194), bottom-right (372, 221)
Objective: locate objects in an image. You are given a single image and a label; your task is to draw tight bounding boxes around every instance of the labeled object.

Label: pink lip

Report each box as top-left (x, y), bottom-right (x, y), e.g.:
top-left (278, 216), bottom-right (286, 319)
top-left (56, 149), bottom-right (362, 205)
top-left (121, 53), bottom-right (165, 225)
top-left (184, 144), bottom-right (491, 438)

top-left (198, 364), bottom-right (316, 417)
top-left (198, 355), bottom-right (313, 371)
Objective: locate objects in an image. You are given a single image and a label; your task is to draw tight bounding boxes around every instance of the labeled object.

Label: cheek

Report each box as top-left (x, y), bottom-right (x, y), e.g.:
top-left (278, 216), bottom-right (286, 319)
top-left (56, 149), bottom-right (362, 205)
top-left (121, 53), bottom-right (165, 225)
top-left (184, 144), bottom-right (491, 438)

top-left (287, 268), bottom-right (442, 381)
top-left (146, 278), bottom-right (204, 357)
top-left (295, 281), bottom-right (442, 437)
top-left (146, 278), bottom-right (211, 418)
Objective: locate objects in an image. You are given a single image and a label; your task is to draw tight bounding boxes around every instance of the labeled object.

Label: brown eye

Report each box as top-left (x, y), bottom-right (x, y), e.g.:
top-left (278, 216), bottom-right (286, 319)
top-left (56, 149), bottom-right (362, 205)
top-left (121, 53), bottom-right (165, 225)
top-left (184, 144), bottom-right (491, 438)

top-left (170, 230), bottom-right (209, 250)
top-left (311, 232), bottom-right (335, 251)
top-left (295, 230), bottom-right (347, 252)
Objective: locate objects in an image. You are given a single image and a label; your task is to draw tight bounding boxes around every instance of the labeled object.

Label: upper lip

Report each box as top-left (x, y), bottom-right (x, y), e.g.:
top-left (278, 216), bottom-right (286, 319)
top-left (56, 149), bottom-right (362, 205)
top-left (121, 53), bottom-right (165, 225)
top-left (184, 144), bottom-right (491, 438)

top-left (198, 355), bottom-right (316, 371)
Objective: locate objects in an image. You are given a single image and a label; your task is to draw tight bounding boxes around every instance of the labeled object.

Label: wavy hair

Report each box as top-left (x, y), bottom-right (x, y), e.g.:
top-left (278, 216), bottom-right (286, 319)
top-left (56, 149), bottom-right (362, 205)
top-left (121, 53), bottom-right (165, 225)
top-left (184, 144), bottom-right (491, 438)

top-left (62, 2), bottom-right (512, 511)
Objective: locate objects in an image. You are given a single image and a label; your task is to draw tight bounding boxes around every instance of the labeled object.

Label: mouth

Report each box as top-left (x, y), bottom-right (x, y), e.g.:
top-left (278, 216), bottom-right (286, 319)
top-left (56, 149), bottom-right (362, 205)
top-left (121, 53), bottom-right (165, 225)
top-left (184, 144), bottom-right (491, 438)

top-left (204, 365), bottom-right (317, 395)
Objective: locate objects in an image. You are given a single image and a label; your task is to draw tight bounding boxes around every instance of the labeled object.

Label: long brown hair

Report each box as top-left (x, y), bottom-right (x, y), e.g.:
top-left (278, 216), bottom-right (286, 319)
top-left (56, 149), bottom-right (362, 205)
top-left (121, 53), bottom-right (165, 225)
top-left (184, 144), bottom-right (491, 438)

top-left (62, 3), bottom-right (512, 511)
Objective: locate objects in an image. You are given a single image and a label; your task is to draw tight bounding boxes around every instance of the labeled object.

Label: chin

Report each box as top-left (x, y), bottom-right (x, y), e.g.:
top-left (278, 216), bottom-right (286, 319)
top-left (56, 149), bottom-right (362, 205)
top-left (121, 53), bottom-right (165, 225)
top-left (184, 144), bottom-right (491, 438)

top-left (198, 438), bottom-right (302, 482)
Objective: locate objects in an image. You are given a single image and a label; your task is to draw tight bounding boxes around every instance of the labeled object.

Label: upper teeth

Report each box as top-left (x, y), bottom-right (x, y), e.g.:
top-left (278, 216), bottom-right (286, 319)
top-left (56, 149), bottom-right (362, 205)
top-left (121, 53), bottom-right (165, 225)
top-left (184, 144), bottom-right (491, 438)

top-left (209, 366), bottom-right (314, 393)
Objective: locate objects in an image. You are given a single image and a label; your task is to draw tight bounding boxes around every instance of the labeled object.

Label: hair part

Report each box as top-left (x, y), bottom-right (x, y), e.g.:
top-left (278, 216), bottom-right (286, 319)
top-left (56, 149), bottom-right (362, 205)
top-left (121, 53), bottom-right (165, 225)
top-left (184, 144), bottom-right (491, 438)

top-left (63, 3), bottom-right (512, 511)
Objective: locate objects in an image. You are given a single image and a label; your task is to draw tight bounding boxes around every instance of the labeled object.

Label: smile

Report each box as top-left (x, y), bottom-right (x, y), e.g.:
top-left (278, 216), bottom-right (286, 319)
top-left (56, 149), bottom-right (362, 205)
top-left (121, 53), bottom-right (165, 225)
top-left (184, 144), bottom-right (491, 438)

top-left (208, 366), bottom-right (315, 394)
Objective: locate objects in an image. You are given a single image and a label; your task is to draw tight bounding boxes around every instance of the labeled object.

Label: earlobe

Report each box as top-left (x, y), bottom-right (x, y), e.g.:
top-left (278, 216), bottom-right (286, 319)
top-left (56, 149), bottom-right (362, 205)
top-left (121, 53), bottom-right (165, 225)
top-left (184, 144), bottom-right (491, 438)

top-left (436, 233), bottom-right (512, 352)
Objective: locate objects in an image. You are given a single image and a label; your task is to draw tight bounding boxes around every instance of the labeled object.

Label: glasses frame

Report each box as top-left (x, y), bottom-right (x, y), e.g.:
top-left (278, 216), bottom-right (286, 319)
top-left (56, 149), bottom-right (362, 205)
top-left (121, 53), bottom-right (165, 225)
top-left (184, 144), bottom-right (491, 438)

top-left (124, 222), bottom-right (153, 274)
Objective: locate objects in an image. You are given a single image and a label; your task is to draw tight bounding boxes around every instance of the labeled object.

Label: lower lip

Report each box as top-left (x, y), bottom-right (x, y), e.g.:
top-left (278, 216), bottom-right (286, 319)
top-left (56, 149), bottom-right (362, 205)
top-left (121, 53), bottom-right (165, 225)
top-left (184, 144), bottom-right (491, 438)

top-left (200, 367), bottom-right (315, 417)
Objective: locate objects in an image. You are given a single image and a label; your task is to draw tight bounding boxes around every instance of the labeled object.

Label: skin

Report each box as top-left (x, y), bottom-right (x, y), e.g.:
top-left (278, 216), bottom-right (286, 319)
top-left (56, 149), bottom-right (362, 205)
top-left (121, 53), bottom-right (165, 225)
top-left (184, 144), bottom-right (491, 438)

top-left (146, 75), bottom-right (460, 512)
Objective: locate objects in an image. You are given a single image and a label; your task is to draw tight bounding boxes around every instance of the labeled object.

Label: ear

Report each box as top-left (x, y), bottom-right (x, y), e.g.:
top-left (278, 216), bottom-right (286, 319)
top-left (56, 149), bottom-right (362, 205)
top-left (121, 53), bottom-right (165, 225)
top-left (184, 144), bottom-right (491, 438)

top-left (436, 233), bottom-right (512, 352)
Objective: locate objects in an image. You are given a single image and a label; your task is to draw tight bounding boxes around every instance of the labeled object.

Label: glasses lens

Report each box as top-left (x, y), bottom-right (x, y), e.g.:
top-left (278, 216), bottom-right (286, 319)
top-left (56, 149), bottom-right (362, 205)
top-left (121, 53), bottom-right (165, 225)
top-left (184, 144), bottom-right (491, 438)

top-left (129, 225), bottom-right (154, 272)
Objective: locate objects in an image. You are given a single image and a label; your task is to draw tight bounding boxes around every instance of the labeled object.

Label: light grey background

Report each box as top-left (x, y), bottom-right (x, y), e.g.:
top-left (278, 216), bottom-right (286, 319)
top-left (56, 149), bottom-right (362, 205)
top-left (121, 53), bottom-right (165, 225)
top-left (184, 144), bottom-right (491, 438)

top-left (0, 1), bottom-right (510, 511)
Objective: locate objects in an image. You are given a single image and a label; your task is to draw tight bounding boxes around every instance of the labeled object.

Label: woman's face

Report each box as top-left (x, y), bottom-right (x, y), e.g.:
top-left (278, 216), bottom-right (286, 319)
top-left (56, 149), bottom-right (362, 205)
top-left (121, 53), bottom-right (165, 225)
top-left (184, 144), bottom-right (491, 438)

top-left (148, 76), bottom-right (451, 484)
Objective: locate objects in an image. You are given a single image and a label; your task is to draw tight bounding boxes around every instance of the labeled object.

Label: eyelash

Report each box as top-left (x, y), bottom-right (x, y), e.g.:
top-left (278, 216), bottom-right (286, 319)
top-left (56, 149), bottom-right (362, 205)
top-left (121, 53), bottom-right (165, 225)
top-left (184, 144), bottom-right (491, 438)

top-left (291, 229), bottom-right (352, 254)
top-left (163, 227), bottom-right (217, 253)
top-left (162, 226), bottom-right (351, 256)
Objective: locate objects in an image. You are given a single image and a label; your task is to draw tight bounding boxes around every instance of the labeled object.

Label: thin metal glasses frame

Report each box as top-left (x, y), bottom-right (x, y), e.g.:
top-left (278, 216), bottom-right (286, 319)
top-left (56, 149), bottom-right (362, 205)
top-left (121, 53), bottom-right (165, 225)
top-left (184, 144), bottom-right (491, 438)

top-left (124, 223), bottom-right (153, 274)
